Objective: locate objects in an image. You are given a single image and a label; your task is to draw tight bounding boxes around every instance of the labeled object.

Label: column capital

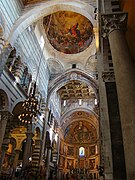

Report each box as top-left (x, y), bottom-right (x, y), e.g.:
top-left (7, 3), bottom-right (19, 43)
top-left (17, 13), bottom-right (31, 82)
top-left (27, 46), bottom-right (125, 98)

top-left (101, 12), bottom-right (128, 38)
top-left (0, 111), bottom-right (13, 120)
top-left (102, 71), bottom-right (115, 82)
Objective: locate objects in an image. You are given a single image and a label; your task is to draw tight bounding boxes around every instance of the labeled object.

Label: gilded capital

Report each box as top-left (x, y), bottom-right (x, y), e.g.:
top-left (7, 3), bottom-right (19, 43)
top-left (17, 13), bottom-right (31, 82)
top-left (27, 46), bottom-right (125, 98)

top-left (101, 12), bottom-right (128, 38)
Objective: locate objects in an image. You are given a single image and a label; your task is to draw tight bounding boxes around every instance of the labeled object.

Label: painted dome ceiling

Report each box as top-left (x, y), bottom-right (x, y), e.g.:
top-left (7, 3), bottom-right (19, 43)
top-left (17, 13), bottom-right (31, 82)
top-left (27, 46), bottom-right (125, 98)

top-left (43, 11), bottom-right (94, 54)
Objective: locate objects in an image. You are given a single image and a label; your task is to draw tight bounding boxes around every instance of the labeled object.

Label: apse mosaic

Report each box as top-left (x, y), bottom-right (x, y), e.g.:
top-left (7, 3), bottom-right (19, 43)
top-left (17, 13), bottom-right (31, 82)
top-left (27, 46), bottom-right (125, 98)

top-left (64, 121), bottom-right (97, 144)
top-left (43, 11), bottom-right (94, 54)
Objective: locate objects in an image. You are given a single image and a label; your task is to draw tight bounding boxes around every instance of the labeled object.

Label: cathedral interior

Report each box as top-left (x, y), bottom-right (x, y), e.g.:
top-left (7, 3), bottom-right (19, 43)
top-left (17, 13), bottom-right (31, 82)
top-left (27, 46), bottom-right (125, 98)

top-left (0, 0), bottom-right (135, 180)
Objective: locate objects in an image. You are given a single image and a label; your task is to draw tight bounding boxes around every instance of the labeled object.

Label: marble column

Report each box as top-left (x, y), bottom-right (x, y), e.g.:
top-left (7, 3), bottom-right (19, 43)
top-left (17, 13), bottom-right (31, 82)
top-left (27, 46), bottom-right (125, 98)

top-left (0, 111), bottom-right (12, 149)
top-left (22, 125), bottom-right (34, 169)
top-left (13, 149), bottom-right (21, 169)
top-left (102, 12), bottom-right (135, 180)
top-left (40, 107), bottom-right (49, 165)
top-left (31, 138), bottom-right (42, 173)
top-left (0, 144), bottom-right (9, 174)
top-left (45, 144), bottom-right (52, 180)
top-left (97, 52), bottom-right (113, 180)
top-left (12, 149), bottom-right (21, 176)
top-left (0, 37), bottom-right (5, 54)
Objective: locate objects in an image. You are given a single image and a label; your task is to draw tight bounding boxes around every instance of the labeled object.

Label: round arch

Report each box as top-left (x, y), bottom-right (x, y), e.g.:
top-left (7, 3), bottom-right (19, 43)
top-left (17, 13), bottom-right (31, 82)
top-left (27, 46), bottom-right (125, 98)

top-left (61, 110), bottom-right (99, 136)
top-left (47, 68), bottom-right (98, 105)
top-left (9, 0), bottom-right (95, 45)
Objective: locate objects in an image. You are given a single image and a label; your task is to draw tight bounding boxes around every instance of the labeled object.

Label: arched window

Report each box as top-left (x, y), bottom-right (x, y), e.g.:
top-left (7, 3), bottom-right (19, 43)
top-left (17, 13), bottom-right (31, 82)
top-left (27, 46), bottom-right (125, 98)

top-left (79, 147), bottom-right (85, 157)
top-left (39, 35), bottom-right (45, 49)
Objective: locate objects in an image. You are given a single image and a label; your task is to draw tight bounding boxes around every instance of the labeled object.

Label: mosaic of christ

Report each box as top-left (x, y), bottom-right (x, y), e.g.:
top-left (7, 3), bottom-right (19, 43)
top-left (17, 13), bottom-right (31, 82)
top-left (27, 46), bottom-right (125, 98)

top-left (43, 11), bottom-right (94, 54)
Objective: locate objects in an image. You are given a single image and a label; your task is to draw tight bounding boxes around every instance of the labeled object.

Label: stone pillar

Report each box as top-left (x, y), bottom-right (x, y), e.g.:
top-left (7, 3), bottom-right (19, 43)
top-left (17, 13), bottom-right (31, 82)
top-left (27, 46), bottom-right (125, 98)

top-left (40, 107), bottom-right (49, 165)
top-left (97, 52), bottom-right (113, 180)
top-left (102, 12), bottom-right (135, 180)
top-left (13, 149), bottom-right (21, 170)
top-left (0, 111), bottom-right (12, 149)
top-left (45, 144), bottom-right (52, 180)
top-left (0, 44), bottom-right (12, 76)
top-left (31, 138), bottom-right (42, 173)
top-left (22, 125), bottom-right (34, 169)
top-left (12, 149), bottom-right (21, 176)
top-left (0, 144), bottom-right (9, 174)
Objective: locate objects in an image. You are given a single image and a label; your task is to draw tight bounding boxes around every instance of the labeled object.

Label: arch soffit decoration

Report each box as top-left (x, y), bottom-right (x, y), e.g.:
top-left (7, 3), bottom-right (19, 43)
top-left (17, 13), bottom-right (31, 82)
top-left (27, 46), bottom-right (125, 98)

top-left (9, 0), bottom-right (95, 45)
top-left (61, 107), bottom-right (98, 123)
top-left (47, 69), bottom-right (98, 105)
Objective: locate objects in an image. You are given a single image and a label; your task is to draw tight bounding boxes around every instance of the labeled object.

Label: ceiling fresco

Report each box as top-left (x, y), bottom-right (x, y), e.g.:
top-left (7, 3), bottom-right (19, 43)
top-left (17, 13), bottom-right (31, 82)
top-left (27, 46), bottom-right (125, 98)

top-left (43, 11), bottom-right (94, 54)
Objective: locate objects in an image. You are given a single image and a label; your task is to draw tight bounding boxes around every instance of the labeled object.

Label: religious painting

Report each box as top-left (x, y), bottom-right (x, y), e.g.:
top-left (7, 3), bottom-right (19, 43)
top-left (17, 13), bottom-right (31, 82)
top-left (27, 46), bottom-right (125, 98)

top-left (89, 159), bottom-right (95, 170)
top-left (67, 159), bottom-right (74, 169)
top-left (89, 145), bottom-right (95, 156)
top-left (59, 156), bottom-right (65, 167)
top-left (43, 11), bottom-right (94, 54)
top-left (67, 146), bottom-right (74, 156)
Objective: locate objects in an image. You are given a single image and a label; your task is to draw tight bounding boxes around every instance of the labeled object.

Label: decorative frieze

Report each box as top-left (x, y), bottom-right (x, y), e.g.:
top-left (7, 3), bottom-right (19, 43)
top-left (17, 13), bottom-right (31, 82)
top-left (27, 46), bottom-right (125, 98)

top-left (101, 12), bottom-right (128, 38)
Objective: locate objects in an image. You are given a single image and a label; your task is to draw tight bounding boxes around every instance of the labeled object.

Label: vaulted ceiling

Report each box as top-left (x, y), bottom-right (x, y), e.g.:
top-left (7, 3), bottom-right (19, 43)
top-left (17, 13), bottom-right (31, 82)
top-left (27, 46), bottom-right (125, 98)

top-left (17, 0), bottom-right (99, 141)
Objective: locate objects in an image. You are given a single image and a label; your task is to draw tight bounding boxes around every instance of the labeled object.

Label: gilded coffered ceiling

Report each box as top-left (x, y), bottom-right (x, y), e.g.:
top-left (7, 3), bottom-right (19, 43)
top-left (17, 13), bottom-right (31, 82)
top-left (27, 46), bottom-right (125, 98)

top-left (58, 80), bottom-right (95, 100)
top-left (43, 11), bottom-right (94, 54)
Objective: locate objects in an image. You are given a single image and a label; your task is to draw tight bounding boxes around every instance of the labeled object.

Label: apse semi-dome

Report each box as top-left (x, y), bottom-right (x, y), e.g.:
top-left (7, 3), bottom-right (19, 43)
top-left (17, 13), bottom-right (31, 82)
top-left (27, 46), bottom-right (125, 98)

top-left (43, 11), bottom-right (94, 54)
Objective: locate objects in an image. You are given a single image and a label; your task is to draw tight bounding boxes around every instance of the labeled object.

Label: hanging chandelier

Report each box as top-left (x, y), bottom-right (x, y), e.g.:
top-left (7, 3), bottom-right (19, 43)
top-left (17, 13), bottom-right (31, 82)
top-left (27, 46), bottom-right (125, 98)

top-left (18, 14), bottom-right (53, 125)
top-left (18, 83), bottom-right (39, 124)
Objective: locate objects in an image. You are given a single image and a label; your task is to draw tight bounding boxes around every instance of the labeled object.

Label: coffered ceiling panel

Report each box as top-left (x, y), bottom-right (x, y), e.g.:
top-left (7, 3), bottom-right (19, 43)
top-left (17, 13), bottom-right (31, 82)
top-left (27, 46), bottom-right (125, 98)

top-left (58, 80), bottom-right (95, 100)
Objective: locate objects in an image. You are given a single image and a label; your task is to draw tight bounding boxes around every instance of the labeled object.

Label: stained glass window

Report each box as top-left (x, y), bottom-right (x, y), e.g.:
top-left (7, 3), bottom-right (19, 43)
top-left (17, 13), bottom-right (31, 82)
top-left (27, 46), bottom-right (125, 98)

top-left (79, 147), bottom-right (85, 157)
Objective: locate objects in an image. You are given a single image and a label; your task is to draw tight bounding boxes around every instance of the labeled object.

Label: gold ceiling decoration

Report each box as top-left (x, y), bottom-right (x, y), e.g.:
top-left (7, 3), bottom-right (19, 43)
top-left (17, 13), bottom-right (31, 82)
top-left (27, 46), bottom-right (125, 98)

top-left (58, 80), bottom-right (95, 100)
top-left (43, 11), bottom-right (94, 54)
